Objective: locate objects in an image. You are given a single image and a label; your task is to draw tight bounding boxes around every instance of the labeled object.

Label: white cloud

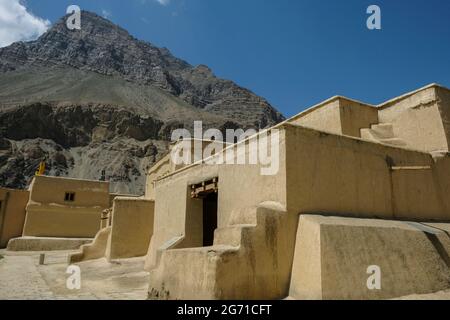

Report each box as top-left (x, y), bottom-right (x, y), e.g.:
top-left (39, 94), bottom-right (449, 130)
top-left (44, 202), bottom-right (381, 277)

top-left (0, 0), bottom-right (50, 48)
top-left (155, 0), bottom-right (171, 6)
top-left (139, 0), bottom-right (171, 7)
top-left (102, 9), bottom-right (112, 19)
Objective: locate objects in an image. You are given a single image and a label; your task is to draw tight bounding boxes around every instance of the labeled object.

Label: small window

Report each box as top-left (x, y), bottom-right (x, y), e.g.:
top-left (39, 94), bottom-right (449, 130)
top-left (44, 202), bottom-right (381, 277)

top-left (64, 192), bottom-right (75, 202)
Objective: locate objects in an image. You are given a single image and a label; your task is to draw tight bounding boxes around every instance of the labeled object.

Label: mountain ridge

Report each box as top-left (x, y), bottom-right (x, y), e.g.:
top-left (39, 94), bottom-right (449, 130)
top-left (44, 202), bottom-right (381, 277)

top-left (0, 11), bottom-right (284, 126)
top-left (0, 10), bottom-right (285, 194)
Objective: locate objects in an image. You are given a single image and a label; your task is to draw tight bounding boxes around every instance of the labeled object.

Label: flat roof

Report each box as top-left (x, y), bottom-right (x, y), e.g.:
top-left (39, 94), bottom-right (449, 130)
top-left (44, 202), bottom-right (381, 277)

top-left (284, 83), bottom-right (449, 123)
top-left (33, 175), bottom-right (110, 184)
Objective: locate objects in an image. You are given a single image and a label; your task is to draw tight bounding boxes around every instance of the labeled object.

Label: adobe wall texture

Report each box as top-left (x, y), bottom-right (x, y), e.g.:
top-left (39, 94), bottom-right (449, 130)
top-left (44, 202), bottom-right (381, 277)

top-left (23, 176), bottom-right (110, 238)
top-left (289, 99), bottom-right (342, 134)
top-left (379, 86), bottom-right (449, 152)
top-left (145, 131), bottom-right (287, 270)
top-left (0, 188), bottom-right (29, 248)
top-left (284, 124), bottom-right (450, 221)
top-left (437, 86), bottom-right (450, 151)
top-left (69, 227), bottom-right (111, 263)
top-left (148, 202), bottom-right (293, 300)
top-left (288, 85), bottom-right (450, 154)
top-left (288, 97), bottom-right (378, 138)
top-left (145, 154), bottom-right (171, 200)
top-left (145, 121), bottom-right (450, 299)
top-left (106, 197), bottom-right (154, 260)
top-left (145, 140), bottom-right (231, 200)
top-left (339, 98), bottom-right (379, 137)
top-left (290, 215), bottom-right (450, 300)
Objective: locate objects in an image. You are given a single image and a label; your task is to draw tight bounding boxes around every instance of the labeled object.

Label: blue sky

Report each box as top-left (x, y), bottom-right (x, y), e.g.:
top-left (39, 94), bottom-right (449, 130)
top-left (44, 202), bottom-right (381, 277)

top-left (15, 0), bottom-right (450, 116)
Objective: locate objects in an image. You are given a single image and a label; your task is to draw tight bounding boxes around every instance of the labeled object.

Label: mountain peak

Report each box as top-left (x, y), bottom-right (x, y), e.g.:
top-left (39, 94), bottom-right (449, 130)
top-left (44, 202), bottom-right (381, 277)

top-left (0, 9), bottom-right (284, 193)
top-left (0, 10), bottom-right (284, 126)
top-left (54, 10), bottom-right (121, 29)
top-left (44, 10), bottom-right (134, 45)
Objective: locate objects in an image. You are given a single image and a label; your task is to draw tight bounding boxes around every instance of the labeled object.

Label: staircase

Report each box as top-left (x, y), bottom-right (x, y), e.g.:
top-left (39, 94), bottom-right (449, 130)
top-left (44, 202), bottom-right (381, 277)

top-left (360, 123), bottom-right (407, 147)
top-left (148, 202), bottom-right (293, 300)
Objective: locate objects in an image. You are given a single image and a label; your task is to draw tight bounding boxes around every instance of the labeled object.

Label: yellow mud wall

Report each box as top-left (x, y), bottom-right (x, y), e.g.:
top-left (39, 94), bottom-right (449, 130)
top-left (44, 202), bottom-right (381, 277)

top-left (145, 131), bottom-right (287, 269)
top-left (290, 215), bottom-right (450, 300)
top-left (379, 86), bottom-right (449, 152)
top-left (109, 193), bottom-right (140, 206)
top-left (145, 140), bottom-right (230, 200)
top-left (288, 98), bottom-right (378, 138)
top-left (217, 133), bottom-right (287, 227)
top-left (339, 98), bottom-right (378, 137)
top-left (106, 197), bottom-right (154, 260)
top-left (437, 86), bottom-right (450, 151)
top-left (285, 124), bottom-right (450, 221)
top-left (145, 164), bottom-right (220, 269)
top-left (22, 176), bottom-right (110, 238)
top-left (289, 99), bottom-right (342, 135)
top-left (145, 154), bottom-right (171, 200)
top-left (69, 227), bottom-right (112, 263)
top-left (0, 188), bottom-right (29, 248)
top-left (391, 164), bottom-right (447, 221)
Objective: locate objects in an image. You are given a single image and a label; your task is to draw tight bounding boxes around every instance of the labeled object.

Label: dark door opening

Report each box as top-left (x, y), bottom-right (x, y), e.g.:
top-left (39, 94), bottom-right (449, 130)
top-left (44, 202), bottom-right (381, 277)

top-left (202, 193), bottom-right (218, 247)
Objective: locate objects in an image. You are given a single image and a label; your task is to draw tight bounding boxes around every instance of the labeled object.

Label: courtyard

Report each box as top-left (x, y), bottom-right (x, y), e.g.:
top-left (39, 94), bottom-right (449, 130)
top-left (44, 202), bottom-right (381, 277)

top-left (0, 249), bottom-right (148, 300)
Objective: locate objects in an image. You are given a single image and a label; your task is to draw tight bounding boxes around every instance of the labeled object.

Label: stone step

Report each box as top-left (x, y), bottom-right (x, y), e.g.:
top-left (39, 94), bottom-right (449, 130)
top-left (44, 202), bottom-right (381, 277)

top-left (378, 138), bottom-right (408, 147)
top-left (360, 128), bottom-right (377, 142)
top-left (360, 123), bottom-right (407, 148)
top-left (370, 123), bottom-right (395, 139)
top-left (148, 202), bottom-right (286, 300)
top-left (148, 244), bottom-right (239, 300)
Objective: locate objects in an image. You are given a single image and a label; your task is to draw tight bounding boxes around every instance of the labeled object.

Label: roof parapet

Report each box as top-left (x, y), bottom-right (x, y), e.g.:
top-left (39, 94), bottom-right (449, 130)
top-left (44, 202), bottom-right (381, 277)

top-left (377, 83), bottom-right (449, 109)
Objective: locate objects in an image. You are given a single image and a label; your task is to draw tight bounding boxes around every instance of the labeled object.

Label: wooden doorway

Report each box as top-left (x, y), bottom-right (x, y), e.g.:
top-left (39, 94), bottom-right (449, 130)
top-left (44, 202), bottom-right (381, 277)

top-left (190, 178), bottom-right (219, 247)
top-left (202, 193), bottom-right (218, 246)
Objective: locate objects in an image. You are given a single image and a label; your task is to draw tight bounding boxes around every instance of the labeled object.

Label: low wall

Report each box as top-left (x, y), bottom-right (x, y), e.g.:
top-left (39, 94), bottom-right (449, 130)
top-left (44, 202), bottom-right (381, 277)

top-left (23, 207), bottom-right (102, 238)
top-left (69, 227), bottom-right (111, 263)
top-left (290, 215), bottom-right (450, 300)
top-left (288, 97), bottom-right (378, 138)
top-left (148, 202), bottom-right (294, 300)
top-left (106, 197), bottom-right (154, 260)
top-left (7, 236), bottom-right (92, 251)
top-left (109, 193), bottom-right (140, 206)
top-left (0, 188), bottom-right (29, 248)
top-left (22, 176), bottom-right (110, 238)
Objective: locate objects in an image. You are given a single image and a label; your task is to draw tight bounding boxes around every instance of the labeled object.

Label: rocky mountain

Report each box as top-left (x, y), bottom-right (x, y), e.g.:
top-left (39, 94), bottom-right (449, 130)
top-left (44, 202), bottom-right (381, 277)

top-left (0, 11), bottom-right (284, 194)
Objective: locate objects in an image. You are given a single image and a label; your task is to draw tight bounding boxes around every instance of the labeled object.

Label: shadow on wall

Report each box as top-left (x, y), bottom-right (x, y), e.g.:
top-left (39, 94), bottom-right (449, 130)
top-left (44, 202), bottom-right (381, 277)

top-left (0, 188), bottom-right (29, 248)
top-left (69, 197), bottom-right (154, 263)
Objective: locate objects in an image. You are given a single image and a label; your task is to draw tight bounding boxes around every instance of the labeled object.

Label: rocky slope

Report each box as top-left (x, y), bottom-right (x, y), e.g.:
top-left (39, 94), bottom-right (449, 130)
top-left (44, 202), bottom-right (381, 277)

top-left (0, 11), bottom-right (284, 194)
